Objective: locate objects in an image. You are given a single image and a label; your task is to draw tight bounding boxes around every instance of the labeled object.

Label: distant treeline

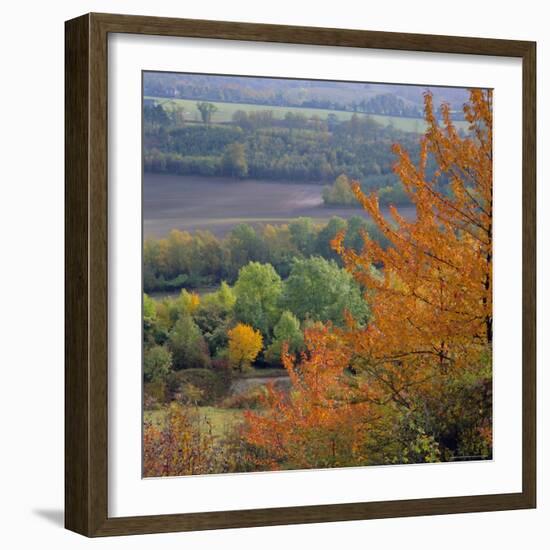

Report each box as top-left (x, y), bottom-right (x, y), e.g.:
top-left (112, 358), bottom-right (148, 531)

top-left (143, 216), bottom-right (389, 293)
top-left (144, 104), bottom-right (423, 185)
top-left (143, 73), bottom-right (468, 119)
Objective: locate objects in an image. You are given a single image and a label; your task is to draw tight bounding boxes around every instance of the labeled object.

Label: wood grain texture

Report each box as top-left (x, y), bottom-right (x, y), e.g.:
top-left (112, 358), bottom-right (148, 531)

top-left (65, 12), bottom-right (537, 537)
top-left (521, 41), bottom-right (537, 509)
top-left (92, 12), bottom-right (533, 56)
top-left (65, 13), bottom-right (90, 535)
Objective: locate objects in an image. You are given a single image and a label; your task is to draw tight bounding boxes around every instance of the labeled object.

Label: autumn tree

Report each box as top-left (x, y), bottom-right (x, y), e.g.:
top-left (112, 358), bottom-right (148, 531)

top-left (335, 89), bottom-right (493, 460)
top-left (244, 89), bottom-right (494, 466)
top-left (227, 323), bottom-right (263, 371)
top-left (164, 229), bottom-right (193, 277)
top-left (334, 88), bottom-right (493, 388)
top-left (150, 289), bottom-right (201, 339)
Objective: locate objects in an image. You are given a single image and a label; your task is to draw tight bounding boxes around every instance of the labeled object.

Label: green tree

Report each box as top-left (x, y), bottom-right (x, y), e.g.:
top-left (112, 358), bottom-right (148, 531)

top-left (344, 215), bottom-right (369, 252)
top-left (195, 302), bottom-right (231, 356)
top-left (281, 257), bottom-right (369, 326)
top-left (143, 293), bottom-right (162, 347)
top-left (143, 238), bottom-right (165, 289)
top-left (143, 293), bottom-right (157, 325)
top-left (164, 229), bottom-right (193, 278)
top-left (167, 315), bottom-right (211, 370)
top-left (225, 224), bottom-right (266, 280)
top-left (377, 182), bottom-right (410, 205)
top-left (144, 103), bottom-right (169, 130)
top-left (265, 311), bottom-right (304, 364)
top-left (315, 216), bottom-right (347, 261)
top-left (322, 174), bottom-right (357, 206)
top-left (187, 230), bottom-right (224, 286)
top-left (222, 142), bottom-right (248, 178)
top-left (289, 217), bottom-right (317, 257)
top-left (194, 284), bottom-right (235, 356)
top-left (344, 216), bottom-right (390, 252)
top-left (173, 289), bottom-right (200, 319)
top-left (196, 101), bottom-right (218, 125)
top-left (262, 224), bottom-right (297, 278)
top-left (234, 262), bottom-right (283, 336)
top-left (216, 281), bottom-right (237, 311)
top-left (143, 345), bottom-right (173, 383)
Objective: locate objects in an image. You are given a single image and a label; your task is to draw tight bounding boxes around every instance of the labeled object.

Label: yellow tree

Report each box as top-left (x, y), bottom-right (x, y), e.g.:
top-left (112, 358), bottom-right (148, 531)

top-left (227, 323), bottom-right (263, 371)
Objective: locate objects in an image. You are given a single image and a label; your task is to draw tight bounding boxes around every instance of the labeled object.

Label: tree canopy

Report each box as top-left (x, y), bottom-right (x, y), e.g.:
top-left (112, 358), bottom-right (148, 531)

top-left (228, 323), bottom-right (263, 371)
top-left (234, 262), bottom-right (283, 336)
top-left (281, 256), bottom-right (369, 326)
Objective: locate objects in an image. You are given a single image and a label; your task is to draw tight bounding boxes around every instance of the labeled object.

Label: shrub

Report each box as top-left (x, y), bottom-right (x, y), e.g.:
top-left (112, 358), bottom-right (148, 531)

top-left (143, 345), bottom-right (173, 383)
top-left (211, 357), bottom-right (233, 389)
top-left (143, 403), bottom-right (223, 476)
top-left (144, 380), bottom-right (168, 408)
top-left (167, 315), bottom-right (211, 370)
top-left (167, 368), bottom-right (232, 405)
top-left (220, 386), bottom-right (267, 410)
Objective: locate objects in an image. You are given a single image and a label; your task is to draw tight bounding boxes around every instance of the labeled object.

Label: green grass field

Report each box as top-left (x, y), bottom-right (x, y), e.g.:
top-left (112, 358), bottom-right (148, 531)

top-left (145, 96), bottom-right (470, 133)
top-left (144, 406), bottom-right (244, 438)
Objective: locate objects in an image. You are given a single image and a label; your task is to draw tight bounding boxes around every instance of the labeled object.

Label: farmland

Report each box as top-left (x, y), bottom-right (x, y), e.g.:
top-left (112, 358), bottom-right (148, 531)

top-left (143, 174), bottom-right (416, 239)
top-left (145, 95), bottom-right (470, 133)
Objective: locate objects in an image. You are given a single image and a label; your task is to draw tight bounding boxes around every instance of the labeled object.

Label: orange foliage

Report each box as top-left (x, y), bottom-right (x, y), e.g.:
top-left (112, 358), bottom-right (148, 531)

top-left (243, 90), bottom-right (493, 467)
top-left (333, 89), bottom-right (493, 400)
top-left (243, 325), bottom-right (374, 469)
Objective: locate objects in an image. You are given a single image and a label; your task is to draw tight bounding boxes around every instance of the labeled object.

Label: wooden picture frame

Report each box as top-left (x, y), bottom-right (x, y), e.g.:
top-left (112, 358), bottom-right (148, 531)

top-left (65, 12), bottom-right (536, 537)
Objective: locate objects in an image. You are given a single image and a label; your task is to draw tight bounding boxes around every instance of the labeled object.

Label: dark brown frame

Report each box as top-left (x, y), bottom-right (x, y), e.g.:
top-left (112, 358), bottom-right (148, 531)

top-left (65, 12), bottom-right (536, 537)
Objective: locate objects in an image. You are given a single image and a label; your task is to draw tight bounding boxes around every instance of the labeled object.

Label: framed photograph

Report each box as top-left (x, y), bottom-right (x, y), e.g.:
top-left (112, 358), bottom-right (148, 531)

top-left (65, 13), bottom-right (536, 537)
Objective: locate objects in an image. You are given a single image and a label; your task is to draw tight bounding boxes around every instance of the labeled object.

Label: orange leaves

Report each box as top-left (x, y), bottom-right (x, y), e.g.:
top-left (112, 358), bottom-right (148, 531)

top-left (243, 326), bottom-right (373, 469)
top-left (242, 90), bottom-right (494, 468)
top-left (342, 90), bottom-right (493, 367)
top-left (332, 90), bottom-right (494, 436)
